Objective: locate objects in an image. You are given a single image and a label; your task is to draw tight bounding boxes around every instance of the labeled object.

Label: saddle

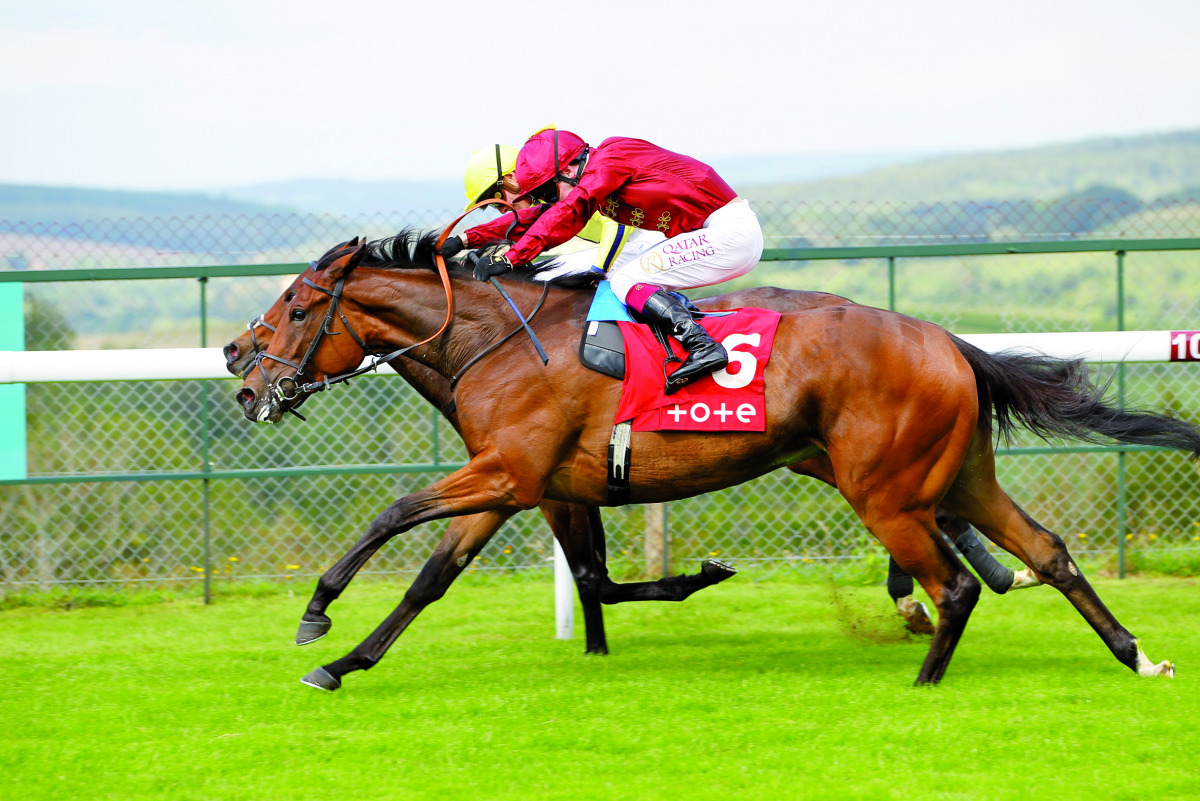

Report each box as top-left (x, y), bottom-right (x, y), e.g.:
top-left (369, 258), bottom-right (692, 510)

top-left (579, 283), bottom-right (710, 379)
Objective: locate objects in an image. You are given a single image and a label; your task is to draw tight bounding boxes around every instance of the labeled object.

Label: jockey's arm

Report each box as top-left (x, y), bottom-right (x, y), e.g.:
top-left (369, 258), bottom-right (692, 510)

top-left (461, 204), bottom-right (547, 249)
top-left (504, 163), bottom-right (630, 267)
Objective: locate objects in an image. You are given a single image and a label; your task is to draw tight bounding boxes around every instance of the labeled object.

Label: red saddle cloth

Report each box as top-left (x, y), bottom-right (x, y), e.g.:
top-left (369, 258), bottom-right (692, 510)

top-left (614, 308), bottom-right (782, 432)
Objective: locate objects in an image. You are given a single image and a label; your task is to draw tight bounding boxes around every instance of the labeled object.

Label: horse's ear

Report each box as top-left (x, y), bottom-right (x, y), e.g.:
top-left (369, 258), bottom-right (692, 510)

top-left (348, 243), bottom-right (368, 270)
top-left (326, 244), bottom-right (368, 282)
top-left (347, 236), bottom-right (361, 247)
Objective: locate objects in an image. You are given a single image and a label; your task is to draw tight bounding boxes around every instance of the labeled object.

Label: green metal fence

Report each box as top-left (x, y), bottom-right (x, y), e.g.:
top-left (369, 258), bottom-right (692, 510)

top-left (2, 200), bottom-right (1200, 600)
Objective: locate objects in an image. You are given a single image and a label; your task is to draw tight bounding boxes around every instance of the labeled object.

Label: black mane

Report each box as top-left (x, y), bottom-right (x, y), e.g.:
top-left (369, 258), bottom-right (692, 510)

top-left (346, 228), bottom-right (601, 289)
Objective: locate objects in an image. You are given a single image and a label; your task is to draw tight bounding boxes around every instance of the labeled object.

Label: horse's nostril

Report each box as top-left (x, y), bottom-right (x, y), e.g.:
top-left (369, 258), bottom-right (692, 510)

top-left (224, 344), bottom-right (239, 363)
top-left (236, 388), bottom-right (256, 409)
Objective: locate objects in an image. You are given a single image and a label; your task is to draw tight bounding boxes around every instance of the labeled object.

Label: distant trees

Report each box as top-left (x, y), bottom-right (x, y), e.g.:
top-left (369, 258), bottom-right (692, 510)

top-left (1044, 185), bottom-right (1144, 235)
top-left (24, 293), bottom-right (75, 351)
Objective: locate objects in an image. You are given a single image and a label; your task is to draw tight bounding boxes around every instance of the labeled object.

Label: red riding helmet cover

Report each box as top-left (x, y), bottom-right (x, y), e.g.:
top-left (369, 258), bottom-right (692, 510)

top-left (513, 128), bottom-right (588, 198)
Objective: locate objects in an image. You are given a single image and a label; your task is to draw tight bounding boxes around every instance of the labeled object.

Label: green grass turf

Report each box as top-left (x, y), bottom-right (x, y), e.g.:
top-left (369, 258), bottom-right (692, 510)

top-left (2, 576), bottom-right (1199, 801)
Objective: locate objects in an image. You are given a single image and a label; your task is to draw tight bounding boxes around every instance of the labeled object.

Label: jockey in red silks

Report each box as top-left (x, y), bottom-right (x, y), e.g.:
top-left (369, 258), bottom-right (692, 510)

top-left (442, 142), bottom-right (664, 281)
top-left (472, 127), bottom-right (764, 394)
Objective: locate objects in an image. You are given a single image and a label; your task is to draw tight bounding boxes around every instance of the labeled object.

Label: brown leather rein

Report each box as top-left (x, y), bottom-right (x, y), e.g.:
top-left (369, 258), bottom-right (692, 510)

top-left (428, 197), bottom-right (518, 346)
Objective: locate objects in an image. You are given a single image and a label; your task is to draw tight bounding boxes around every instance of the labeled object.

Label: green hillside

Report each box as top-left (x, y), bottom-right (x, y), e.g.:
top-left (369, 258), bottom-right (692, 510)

top-left (4, 129), bottom-right (1200, 260)
top-left (746, 129), bottom-right (1200, 203)
top-left (0, 184), bottom-right (290, 223)
top-left (0, 184), bottom-right (337, 256)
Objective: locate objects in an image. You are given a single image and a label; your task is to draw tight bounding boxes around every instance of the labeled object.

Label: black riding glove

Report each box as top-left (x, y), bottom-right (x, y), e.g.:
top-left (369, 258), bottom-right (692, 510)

top-left (473, 253), bottom-right (513, 281)
top-left (438, 236), bottom-right (464, 258)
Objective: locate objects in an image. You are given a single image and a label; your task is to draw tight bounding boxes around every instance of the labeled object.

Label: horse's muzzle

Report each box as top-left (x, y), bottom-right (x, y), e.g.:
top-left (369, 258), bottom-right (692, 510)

top-left (223, 343), bottom-right (240, 372)
top-left (236, 387), bottom-right (257, 412)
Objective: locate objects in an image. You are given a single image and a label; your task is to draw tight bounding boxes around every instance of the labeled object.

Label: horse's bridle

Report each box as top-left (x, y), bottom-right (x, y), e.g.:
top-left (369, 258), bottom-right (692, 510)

top-left (247, 273), bottom-right (376, 405)
top-left (246, 315), bottom-right (275, 355)
top-left (247, 198), bottom-right (530, 415)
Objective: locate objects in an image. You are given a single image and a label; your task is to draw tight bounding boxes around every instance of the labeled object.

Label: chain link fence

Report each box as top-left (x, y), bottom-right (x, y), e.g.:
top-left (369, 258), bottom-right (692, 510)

top-left (2, 198), bottom-right (1200, 601)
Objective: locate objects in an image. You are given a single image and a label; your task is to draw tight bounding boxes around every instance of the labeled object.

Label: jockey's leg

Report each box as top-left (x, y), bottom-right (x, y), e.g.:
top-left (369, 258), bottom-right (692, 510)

top-left (609, 198), bottom-right (764, 393)
top-left (608, 199), bottom-right (763, 300)
top-left (635, 288), bottom-right (729, 393)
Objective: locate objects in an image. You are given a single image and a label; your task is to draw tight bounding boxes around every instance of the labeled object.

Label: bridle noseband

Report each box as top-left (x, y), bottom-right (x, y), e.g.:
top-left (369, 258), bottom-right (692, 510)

top-left (246, 316), bottom-right (276, 355)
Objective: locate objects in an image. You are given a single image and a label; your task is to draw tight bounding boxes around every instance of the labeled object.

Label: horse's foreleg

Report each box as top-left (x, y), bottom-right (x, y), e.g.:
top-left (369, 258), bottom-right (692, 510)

top-left (540, 501), bottom-right (609, 655)
top-left (538, 502), bottom-right (738, 655)
top-left (301, 510), bottom-right (513, 692)
top-left (298, 451), bottom-right (542, 645)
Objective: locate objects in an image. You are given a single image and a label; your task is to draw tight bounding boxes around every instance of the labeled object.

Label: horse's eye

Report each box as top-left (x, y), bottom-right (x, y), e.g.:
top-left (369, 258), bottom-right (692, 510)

top-left (290, 308), bottom-right (307, 322)
top-left (284, 291), bottom-right (296, 302)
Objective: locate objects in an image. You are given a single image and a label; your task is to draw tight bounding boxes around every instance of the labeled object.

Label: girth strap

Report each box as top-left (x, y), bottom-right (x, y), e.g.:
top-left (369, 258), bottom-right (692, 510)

top-left (607, 420), bottom-right (632, 506)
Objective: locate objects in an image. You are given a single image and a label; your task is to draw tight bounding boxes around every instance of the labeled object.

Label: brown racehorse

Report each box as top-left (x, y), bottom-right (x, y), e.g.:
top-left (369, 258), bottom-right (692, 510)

top-left (237, 234), bottom-right (1193, 691)
top-left (223, 243), bottom-right (744, 657)
top-left (223, 236), bottom-right (962, 646)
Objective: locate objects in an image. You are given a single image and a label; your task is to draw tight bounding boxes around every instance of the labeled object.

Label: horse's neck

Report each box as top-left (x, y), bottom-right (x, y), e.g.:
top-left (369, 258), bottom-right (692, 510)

top-left (425, 275), bottom-right (573, 375)
top-left (357, 268), bottom-right (579, 385)
top-left (385, 357), bottom-right (455, 417)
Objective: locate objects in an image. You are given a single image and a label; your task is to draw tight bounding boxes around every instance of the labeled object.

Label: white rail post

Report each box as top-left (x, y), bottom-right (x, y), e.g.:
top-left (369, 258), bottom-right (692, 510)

top-left (553, 539), bottom-right (574, 640)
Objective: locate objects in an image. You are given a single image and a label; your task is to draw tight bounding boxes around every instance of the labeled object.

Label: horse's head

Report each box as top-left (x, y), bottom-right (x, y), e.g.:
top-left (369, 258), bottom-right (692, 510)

top-left (236, 227), bottom-right (533, 424)
top-left (236, 239), bottom-right (374, 423)
top-left (223, 237), bottom-right (363, 376)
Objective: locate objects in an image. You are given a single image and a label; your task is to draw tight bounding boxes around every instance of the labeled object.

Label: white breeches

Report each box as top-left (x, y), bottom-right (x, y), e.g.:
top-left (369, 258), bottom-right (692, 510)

top-left (535, 227), bottom-right (665, 281)
top-left (607, 198), bottom-right (763, 304)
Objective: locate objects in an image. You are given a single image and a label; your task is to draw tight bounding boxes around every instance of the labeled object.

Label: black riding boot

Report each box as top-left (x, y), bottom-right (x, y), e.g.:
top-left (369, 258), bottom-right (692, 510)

top-left (640, 290), bottom-right (728, 394)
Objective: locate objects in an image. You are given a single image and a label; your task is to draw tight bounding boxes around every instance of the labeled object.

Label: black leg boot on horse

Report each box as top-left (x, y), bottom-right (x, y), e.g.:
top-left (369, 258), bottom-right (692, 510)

top-left (640, 290), bottom-right (729, 395)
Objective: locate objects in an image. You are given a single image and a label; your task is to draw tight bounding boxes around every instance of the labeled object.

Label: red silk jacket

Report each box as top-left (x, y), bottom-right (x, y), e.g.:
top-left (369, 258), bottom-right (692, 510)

top-left (461, 205), bottom-right (547, 249)
top-left (501, 137), bottom-right (737, 266)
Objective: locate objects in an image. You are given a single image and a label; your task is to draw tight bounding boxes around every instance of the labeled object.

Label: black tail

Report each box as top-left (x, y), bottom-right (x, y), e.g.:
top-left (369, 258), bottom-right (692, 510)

top-left (950, 336), bottom-right (1200, 458)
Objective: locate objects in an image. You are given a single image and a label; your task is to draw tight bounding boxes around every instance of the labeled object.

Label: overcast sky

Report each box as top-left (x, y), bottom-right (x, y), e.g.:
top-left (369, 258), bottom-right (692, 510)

top-left (3, 0), bottom-right (1199, 191)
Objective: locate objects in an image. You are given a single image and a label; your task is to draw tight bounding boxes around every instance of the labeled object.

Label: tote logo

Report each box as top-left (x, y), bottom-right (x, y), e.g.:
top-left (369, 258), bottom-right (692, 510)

top-left (617, 307), bottom-right (782, 433)
top-left (665, 400), bottom-right (758, 425)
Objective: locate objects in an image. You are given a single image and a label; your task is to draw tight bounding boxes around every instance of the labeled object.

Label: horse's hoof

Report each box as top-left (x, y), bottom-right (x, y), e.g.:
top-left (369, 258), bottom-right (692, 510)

top-left (896, 595), bottom-right (935, 636)
top-left (299, 666), bottom-right (341, 692)
top-left (1008, 567), bottom-right (1041, 591)
top-left (295, 616), bottom-right (331, 645)
top-left (701, 559), bottom-right (737, 582)
top-left (1140, 659), bottom-right (1175, 678)
top-left (1134, 640), bottom-right (1175, 678)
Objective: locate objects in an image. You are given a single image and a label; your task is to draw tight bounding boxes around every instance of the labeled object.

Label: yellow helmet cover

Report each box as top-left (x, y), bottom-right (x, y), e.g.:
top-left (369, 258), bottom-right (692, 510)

top-left (462, 144), bottom-right (519, 211)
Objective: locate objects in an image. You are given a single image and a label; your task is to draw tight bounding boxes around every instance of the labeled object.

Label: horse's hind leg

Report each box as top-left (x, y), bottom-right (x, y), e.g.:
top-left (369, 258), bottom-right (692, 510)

top-left (887, 556), bottom-right (935, 635)
top-left (943, 475), bottom-right (1174, 677)
top-left (790, 458), bottom-right (986, 635)
top-left (864, 511), bottom-right (982, 684)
